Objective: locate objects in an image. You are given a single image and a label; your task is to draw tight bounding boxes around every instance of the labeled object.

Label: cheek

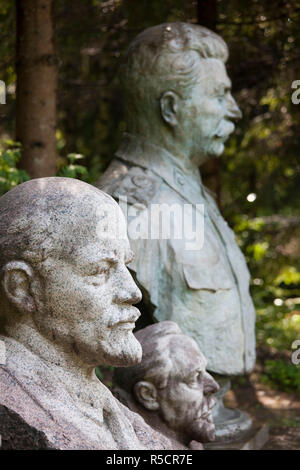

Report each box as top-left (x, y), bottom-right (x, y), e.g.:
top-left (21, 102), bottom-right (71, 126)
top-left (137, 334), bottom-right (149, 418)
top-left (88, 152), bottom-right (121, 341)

top-left (177, 387), bottom-right (204, 414)
top-left (192, 100), bottom-right (223, 130)
top-left (43, 273), bottom-right (112, 321)
top-left (183, 111), bottom-right (221, 149)
top-left (205, 102), bottom-right (223, 119)
top-left (169, 385), bottom-right (199, 411)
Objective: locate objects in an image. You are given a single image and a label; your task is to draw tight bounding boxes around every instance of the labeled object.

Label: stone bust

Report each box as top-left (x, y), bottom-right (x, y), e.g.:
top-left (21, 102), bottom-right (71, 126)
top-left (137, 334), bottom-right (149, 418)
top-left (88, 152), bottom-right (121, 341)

top-left (0, 177), bottom-right (176, 450)
top-left (113, 321), bottom-right (219, 450)
top-left (96, 21), bottom-right (256, 378)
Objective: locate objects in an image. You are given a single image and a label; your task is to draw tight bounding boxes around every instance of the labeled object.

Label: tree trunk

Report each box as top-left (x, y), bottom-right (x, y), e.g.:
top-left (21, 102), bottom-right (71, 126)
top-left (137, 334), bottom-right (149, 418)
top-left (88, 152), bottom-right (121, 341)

top-left (196, 0), bottom-right (222, 209)
top-left (16, 0), bottom-right (57, 178)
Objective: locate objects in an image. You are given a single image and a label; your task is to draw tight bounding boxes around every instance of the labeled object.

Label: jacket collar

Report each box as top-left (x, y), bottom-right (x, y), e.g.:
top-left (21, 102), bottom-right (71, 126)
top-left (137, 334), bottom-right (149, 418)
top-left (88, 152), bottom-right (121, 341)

top-left (115, 133), bottom-right (205, 205)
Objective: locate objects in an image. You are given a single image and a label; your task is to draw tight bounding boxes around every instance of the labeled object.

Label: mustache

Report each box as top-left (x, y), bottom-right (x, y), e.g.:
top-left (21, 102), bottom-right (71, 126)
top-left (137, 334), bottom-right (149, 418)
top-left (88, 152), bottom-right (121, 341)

top-left (194, 395), bottom-right (217, 421)
top-left (108, 306), bottom-right (141, 327)
top-left (214, 120), bottom-right (235, 139)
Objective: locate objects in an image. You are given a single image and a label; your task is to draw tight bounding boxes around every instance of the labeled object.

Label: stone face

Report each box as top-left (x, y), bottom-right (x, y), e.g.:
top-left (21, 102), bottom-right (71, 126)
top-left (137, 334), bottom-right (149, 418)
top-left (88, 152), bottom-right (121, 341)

top-left (96, 22), bottom-right (256, 376)
top-left (0, 177), bottom-right (174, 450)
top-left (113, 321), bottom-right (219, 449)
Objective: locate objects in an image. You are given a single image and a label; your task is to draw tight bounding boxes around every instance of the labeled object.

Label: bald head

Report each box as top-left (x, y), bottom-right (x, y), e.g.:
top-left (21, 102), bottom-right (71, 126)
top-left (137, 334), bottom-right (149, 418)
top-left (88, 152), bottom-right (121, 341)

top-left (0, 177), bottom-right (117, 268)
top-left (0, 178), bottom-right (142, 368)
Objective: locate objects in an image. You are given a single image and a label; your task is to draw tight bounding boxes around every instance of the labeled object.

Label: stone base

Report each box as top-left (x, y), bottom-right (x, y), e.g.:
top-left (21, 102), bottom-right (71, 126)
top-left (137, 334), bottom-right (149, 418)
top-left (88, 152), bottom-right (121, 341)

top-left (213, 406), bottom-right (254, 442)
top-left (204, 424), bottom-right (269, 450)
top-left (211, 376), bottom-right (253, 443)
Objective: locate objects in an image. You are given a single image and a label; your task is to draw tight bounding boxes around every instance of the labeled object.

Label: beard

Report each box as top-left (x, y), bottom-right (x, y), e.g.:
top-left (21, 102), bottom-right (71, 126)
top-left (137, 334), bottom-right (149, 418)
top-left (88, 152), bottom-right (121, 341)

top-left (186, 394), bottom-right (217, 443)
top-left (189, 413), bottom-right (216, 443)
top-left (97, 330), bottom-right (143, 367)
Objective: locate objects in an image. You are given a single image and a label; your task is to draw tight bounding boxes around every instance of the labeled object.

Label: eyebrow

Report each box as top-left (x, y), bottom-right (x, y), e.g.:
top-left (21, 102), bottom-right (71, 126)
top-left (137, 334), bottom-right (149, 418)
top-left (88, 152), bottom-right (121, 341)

top-left (186, 367), bottom-right (203, 379)
top-left (214, 82), bottom-right (232, 93)
top-left (87, 249), bottom-right (134, 265)
top-left (99, 254), bottom-right (118, 262)
top-left (190, 360), bottom-right (207, 375)
top-left (85, 251), bottom-right (119, 264)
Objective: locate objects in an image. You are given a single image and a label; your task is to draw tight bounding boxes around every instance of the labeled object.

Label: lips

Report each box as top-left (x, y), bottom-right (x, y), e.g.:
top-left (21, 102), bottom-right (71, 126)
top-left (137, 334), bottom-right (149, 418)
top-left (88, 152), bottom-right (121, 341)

top-left (109, 306), bottom-right (141, 328)
top-left (114, 321), bottom-right (136, 330)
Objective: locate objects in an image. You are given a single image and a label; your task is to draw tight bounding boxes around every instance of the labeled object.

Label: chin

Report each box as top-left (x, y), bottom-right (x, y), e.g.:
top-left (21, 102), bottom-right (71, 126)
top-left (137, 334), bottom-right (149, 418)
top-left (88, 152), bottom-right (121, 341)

top-left (207, 140), bottom-right (225, 157)
top-left (190, 418), bottom-right (216, 443)
top-left (101, 335), bottom-right (142, 367)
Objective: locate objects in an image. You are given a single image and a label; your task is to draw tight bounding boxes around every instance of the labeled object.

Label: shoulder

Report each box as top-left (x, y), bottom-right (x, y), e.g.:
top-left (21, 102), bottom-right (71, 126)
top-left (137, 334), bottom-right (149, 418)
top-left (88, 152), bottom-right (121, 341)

top-left (95, 159), bottom-right (162, 207)
top-left (117, 399), bottom-right (184, 450)
top-left (0, 361), bottom-right (54, 449)
top-left (0, 337), bottom-right (61, 420)
top-left (0, 339), bottom-right (51, 413)
top-left (95, 159), bottom-right (129, 194)
top-left (0, 402), bottom-right (52, 449)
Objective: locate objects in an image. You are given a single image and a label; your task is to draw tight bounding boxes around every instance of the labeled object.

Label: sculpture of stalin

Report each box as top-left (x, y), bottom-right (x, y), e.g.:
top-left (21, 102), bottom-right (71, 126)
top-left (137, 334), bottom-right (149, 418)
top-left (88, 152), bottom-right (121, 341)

top-left (96, 23), bottom-right (256, 379)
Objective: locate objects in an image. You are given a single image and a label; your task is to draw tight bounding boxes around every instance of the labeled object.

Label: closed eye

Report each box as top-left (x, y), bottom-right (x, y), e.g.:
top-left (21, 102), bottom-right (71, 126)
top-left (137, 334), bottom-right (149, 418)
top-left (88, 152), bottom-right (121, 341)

top-left (89, 261), bottom-right (113, 276)
top-left (216, 86), bottom-right (231, 100)
top-left (187, 371), bottom-right (203, 387)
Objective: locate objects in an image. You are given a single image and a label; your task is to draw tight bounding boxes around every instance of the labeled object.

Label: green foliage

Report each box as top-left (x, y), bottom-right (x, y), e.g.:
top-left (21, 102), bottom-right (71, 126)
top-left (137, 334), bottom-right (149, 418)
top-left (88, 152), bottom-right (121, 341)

top-left (95, 366), bottom-right (103, 381)
top-left (0, 140), bottom-right (29, 196)
top-left (275, 267), bottom-right (300, 286)
top-left (231, 212), bottom-right (300, 357)
top-left (0, 145), bottom-right (94, 196)
top-left (256, 302), bottom-right (300, 351)
top-left (261, 359), bottom-right (300, 393)
top-left (219, 3), bottom-right (300, 374)
top-left (57, 153), bottom-right (89, 180)
top-left (95, 366), bottom-right (114, 389)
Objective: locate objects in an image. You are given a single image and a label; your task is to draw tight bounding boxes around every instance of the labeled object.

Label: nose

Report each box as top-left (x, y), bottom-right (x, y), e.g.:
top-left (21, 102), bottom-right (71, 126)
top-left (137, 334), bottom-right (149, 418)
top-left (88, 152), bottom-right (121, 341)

top-left (226, 94), bottom-right (242, 121)
top-left (203, 371), bottom-right (220, 396)
top-left (113, 264), bottom-right (142, 305)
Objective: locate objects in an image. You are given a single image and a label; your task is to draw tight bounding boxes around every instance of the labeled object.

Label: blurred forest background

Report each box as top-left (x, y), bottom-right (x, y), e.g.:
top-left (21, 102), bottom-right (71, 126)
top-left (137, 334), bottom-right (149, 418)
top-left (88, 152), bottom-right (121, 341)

top-left (0, 0), bottom-right (299, 394)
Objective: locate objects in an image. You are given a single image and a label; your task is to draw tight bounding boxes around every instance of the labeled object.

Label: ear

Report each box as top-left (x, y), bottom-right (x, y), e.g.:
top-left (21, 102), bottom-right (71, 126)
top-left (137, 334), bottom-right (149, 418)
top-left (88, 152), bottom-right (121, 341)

top-left (160, 91), bottom-right (180, 127)
top-left (1, 261), bottom-right (36, 314)
top-left (133, 381), bottom-right (159, 411)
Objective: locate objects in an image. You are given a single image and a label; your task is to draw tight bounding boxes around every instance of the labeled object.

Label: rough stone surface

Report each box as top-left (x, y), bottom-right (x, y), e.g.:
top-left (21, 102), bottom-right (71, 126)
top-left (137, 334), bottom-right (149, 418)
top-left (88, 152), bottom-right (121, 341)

top-left (0, 406), bottom-right (52, 450)
top-left (113, 321), bottom-right (219, 449)
top-left (96, 22), bottom-right (256, 377)
top-left (204, 424), bottom-right (269, 450)
top-left (0, 177), bottom-right (175, 450)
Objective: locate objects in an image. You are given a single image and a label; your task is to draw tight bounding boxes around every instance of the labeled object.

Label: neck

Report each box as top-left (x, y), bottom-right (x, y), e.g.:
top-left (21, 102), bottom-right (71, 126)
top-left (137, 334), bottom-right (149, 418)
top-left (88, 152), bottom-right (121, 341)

top-left (127, 130), bottom-right (208, 173)
top-left (114, 386), bottom-right (189, 448)
top-left (4, 320), bottom-right (96, 386)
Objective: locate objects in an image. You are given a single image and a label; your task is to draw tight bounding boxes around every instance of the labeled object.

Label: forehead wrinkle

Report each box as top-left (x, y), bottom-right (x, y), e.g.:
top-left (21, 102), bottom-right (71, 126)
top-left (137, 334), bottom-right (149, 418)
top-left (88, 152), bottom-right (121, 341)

top-left (73, 244), bottom-right (120, 263)
top-left (194, 59), bottom-right (229, 84)
top-left (73, 237), bottom-right (131, 267)
top-left (169, 336), bottom-right (206, 377)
